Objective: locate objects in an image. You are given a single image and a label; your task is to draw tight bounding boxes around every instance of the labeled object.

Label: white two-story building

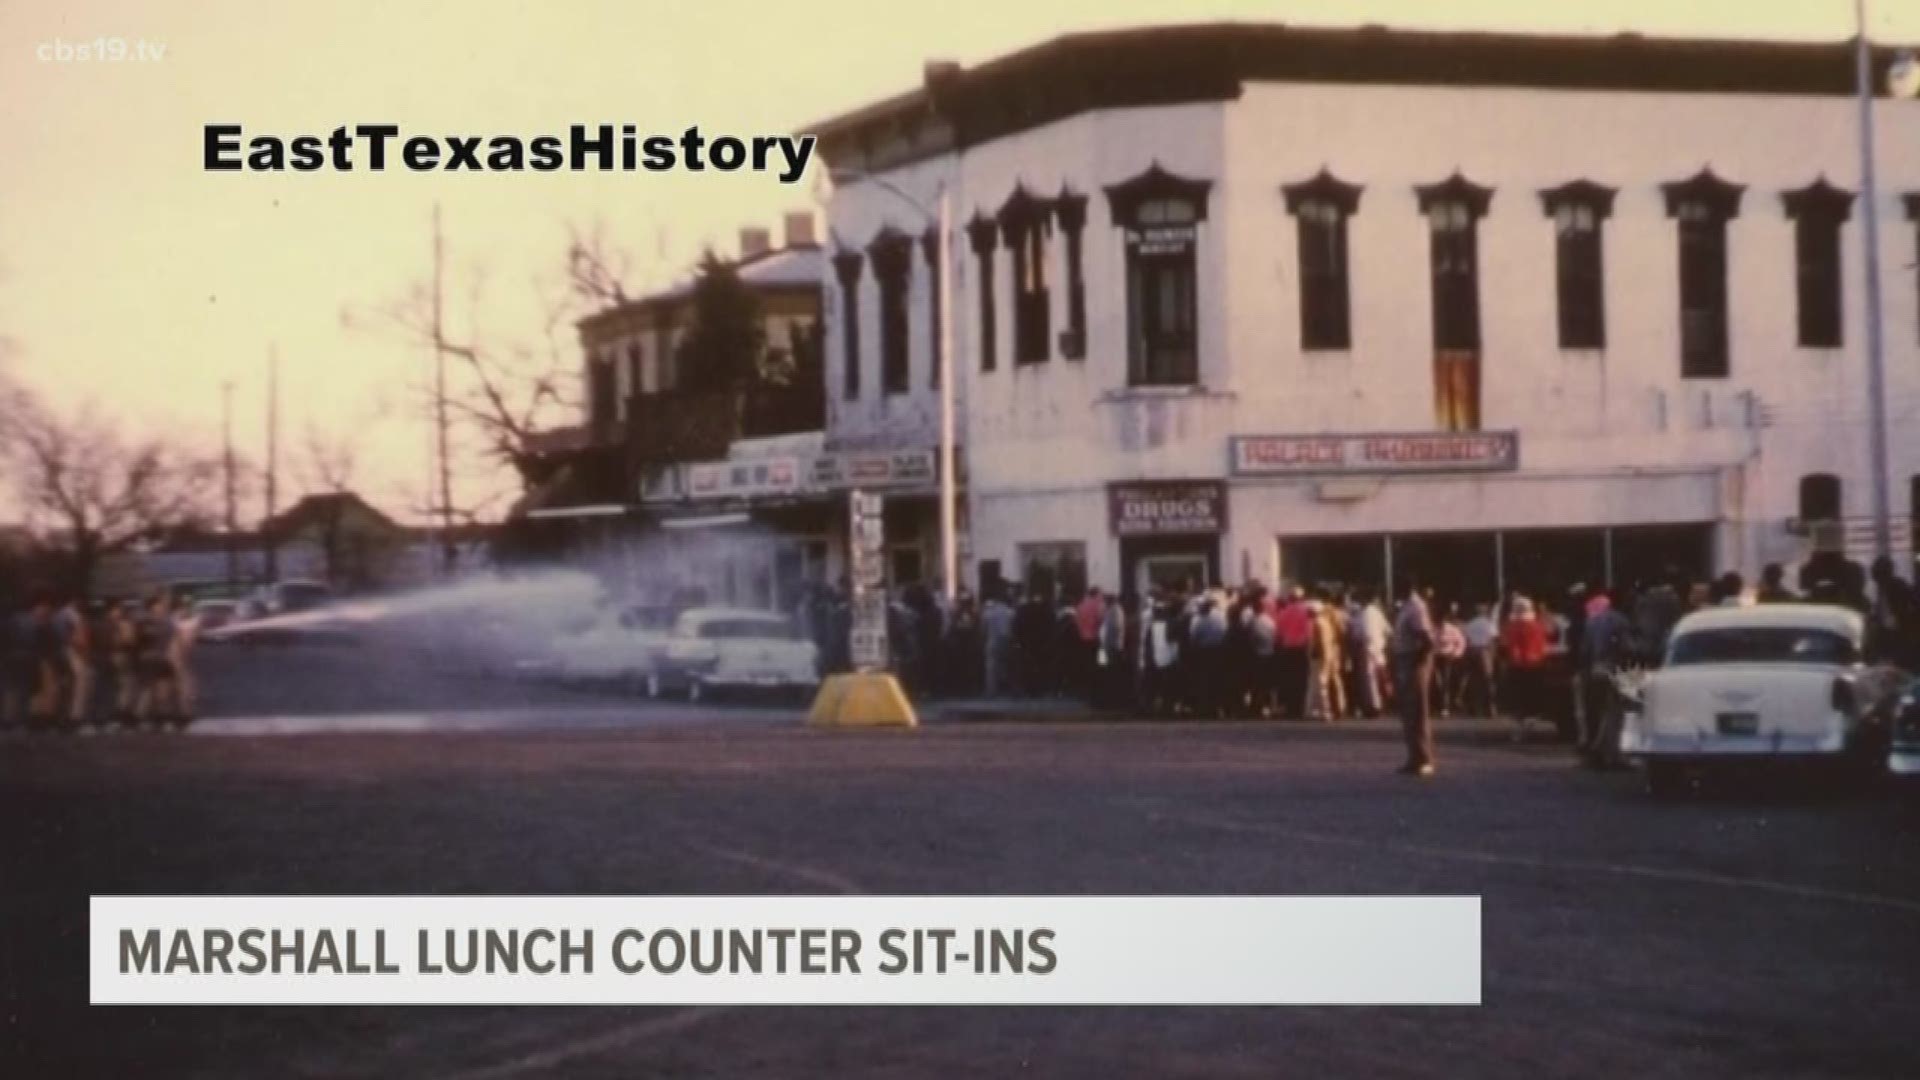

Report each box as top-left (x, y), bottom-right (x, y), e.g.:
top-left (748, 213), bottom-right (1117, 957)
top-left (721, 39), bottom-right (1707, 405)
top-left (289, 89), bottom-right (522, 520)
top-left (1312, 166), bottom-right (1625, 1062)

top-left (812, 24), bottom-right (1920, 604)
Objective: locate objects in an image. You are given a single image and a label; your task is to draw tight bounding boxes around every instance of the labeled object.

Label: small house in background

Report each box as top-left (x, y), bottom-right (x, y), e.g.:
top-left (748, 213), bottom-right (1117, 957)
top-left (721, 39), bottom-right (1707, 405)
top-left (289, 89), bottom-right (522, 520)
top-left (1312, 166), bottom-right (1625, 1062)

top-left (261, 491), bottom-right (411, 592)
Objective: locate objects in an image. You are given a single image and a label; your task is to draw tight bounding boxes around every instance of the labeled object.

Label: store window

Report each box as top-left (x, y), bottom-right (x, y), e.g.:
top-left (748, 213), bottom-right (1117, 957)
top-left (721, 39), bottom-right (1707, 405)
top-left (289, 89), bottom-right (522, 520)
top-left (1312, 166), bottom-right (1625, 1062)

top-left (832, 250), bottom-right (863, 399)
top-left (1105, 164), bottom-right (1212, 388)
top-left (1782, 178), bottom-right (1853, 349)
top-left (1540, 180), bottom-right (1615, 350)
top-left (1662, 169), bottom-right (1744, 379)
top-left (1282, 169), bottom-right (1362, 352)
top-left (869, 229), bottom-right (913, 395)
top-left (1015, 541), bottom-right (1088, 604)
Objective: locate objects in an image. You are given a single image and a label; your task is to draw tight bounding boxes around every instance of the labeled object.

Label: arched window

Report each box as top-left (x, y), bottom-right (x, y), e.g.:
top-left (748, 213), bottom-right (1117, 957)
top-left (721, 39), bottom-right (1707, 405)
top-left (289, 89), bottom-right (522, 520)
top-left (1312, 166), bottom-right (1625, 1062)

top-left (1782, 178), bottom-right (1854, 349)
top-left (1540, 180), bottom-right (1616, 350)
top-left (1283, 169), bottom-right (1363, 351)
top-left (1105, 163), bottom-right (1213, 387)
top-left (1799, 473), bottom-right (1842, 524)
top-left (1662, 169), bottom-right (1745, 379)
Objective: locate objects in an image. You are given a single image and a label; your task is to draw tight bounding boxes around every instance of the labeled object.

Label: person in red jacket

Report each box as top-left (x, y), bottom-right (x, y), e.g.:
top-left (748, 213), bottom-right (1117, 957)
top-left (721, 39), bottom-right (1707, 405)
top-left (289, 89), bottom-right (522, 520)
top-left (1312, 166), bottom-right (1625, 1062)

top-left (1501, 596), bottom-right (1550, 743)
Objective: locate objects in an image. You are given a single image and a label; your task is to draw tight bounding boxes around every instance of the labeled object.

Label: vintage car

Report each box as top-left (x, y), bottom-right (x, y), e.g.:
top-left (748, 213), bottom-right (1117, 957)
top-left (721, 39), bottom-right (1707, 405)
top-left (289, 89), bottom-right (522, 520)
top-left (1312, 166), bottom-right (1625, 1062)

top-left (548, 604), bottom-right (678, 687)
top-left (1620, 603), bottom-right (1901, 796)
top-left (646, 607), bottom-right (820, 703)
top-left (1888, 681), bottom-right (1920, 786)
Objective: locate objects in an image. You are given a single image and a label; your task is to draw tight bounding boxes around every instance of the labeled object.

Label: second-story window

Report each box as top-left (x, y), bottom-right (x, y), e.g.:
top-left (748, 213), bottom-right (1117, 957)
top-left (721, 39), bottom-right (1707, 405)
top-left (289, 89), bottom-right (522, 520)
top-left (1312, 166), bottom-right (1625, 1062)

top-left (832, 250), bottom-right (863, 399)
top-left (1417, 173), bottom-right (1492, 432)
top-left (1663, 169), bottom-right (1744, 379)
top-left (1283, 169), bottom-right (1362, 352)
top-left (1907, 193), bottom-right (1920, 340)
top-left (921, 228), bottom-right (942, 388)
top-left (1783, 178), bottom-right (1853, 349)
top-left (966, 215), bottom-right (999, 372)
top-left (1055, 190), bottom-right (1088, 359)
top-left (1105, 163), bottom-right (1213, 387)
top-left (1540, 180), bottom-right (1615, 350)
top-left (869, 229), bottom-right (912, 395)
top-left (999, 186), bottom-right (1054, 365)
top-left (588, 354), bottom-right (616, 431)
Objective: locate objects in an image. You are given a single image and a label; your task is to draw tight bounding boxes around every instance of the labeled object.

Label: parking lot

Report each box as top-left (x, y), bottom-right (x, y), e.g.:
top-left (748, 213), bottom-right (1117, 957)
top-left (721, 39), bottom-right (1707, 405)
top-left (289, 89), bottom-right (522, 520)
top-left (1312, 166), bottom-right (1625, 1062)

top-left (5, 681), bottom-right (1919, 1077)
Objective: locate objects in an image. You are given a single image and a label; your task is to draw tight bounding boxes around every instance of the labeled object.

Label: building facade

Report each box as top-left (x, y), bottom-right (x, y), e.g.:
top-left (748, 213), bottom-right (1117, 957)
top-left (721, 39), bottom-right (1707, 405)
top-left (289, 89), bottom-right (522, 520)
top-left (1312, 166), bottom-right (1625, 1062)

top-left (813, 25), bottom-right (1920, 603)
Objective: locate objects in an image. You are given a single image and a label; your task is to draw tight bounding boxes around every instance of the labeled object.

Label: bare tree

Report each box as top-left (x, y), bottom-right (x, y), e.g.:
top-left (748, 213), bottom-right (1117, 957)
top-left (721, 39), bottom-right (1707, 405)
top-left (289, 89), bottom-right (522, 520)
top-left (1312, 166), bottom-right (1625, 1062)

top-left (0, 389), bottom-right (219, 597)
top-left (344, 219), bottom-right (627, 494)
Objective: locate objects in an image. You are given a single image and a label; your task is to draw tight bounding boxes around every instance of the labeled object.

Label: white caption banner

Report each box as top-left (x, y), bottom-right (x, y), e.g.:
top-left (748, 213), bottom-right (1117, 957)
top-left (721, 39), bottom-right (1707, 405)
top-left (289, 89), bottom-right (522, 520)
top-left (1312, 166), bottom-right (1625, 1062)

top-left (92, 895), bottom-right (1481, 1006)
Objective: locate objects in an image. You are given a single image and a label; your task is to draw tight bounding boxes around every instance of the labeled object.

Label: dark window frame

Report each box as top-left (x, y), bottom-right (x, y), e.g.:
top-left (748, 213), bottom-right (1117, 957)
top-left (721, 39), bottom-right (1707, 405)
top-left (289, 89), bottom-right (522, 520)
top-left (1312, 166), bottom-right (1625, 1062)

top-left (966, 215), bottom-right (999, 373)
top-left (920, 228), bottom-right (942, 388)
top-left (1662, 169), bottom-right (1745, 380)
top-left (1104, 163), bottom-right (1213, 388)
top-left (1782, 178), bottom-right (1854, 350)
top-left (999, 185), bottom-right (1055, 366)
top-left (1799, 473), bottom-right (1843, 523)
top-left (832, 250), bottom-right (863, 400)
top-left (869, 229), bottom-right (913, 395)
top-left (1906, 193), bottom-right (1920, 343)
top-left (1540, 180), bottom-right (1616, 350)
top-left (1416, 173), bottom-right (1492, 353)
top-left (1283, 169), bottom-right (1362, 352)
top-left (1055, 190), bottom-right (1088, 359)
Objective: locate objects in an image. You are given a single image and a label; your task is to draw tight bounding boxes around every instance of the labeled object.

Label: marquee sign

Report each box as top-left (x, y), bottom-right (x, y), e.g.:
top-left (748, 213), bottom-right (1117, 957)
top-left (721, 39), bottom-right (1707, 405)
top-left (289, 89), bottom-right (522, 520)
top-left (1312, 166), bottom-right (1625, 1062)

top-left (1108, 480), bottom-right (1227, 537)
top-left (684, 457), bottom-right (801, 500)
top-left (1230, 431), bottom-right (1519, 476)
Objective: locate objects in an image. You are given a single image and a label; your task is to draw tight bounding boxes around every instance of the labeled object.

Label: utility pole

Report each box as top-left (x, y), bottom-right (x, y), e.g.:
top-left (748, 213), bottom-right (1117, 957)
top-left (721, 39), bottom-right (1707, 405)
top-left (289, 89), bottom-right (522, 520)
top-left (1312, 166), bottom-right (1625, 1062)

top-left (1856, 0), bottom-right (1894, 565)
top-left (432, 202), bottom-right (455, 575)
top-left (264, 344), bottom-right (280, 582)
top-left (222, 380), bottom-right (238, 593)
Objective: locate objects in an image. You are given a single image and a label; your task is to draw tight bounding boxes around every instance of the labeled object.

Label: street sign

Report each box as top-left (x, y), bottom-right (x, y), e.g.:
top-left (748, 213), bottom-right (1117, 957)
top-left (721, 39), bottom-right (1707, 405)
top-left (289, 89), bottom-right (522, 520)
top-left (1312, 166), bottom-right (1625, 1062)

top-left (850, 628), bottom-right (890, 670)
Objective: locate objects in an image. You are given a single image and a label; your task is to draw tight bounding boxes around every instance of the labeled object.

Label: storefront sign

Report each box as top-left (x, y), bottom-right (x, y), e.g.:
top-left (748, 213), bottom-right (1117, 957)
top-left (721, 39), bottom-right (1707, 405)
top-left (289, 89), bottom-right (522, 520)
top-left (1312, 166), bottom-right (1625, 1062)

top-left (1230, 431), bottom-right (1519, 476)
top-left (1108, 480), bottom-right (1227, 537)
top-left (811, 450), bottom-right (936, 491)
top-left (685, 457), bottom-right (801, 500)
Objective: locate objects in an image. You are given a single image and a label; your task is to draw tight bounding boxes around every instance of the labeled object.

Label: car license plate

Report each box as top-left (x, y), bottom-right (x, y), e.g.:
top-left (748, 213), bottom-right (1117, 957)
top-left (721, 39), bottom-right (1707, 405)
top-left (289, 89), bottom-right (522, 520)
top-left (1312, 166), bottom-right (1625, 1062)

top-left (1716, 712), bottom-right (1759, 735)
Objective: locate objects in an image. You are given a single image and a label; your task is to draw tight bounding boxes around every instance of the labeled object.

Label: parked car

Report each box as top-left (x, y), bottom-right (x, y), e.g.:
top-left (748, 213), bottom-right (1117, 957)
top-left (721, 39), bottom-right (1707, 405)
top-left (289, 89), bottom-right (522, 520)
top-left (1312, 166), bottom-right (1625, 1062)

top-left (191, 599), bottom-right (239, 634)
top-left (1887, 680), bottom-right (1920, 789)
top-left (549, 604), bottom-right (678, 687)
top-left (257, 579), bottom-right (334, 615)
top-left (647, 607), bottom-right (820, 703)
top-left (1621, 603), bottom-right (1901, 797)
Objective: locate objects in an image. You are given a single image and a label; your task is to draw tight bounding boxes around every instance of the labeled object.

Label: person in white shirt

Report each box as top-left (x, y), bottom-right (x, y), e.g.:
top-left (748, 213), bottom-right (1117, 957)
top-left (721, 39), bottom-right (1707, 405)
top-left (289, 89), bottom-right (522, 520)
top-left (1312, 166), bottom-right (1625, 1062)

top-left (1463, 602), bottom-right (1499, 717)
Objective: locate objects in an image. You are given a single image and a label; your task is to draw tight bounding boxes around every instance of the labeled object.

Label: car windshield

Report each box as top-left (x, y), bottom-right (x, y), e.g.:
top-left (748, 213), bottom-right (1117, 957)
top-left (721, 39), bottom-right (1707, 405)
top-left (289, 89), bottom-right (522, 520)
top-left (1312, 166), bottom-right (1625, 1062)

top-left (1666, 627), bottom-right (1858, 667)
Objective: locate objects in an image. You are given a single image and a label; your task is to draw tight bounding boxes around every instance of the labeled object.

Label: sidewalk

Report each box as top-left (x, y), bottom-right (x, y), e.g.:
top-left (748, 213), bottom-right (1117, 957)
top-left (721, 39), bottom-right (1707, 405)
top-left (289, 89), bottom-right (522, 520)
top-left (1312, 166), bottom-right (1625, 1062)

top-left (921, 695), bottom-right (1571, 744)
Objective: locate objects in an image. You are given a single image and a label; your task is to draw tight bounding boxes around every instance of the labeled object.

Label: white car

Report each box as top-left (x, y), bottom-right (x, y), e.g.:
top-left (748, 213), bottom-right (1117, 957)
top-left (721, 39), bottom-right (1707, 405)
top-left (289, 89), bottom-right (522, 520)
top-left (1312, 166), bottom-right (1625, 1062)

top-left (646, 607), bottom-right (820, 703)
top-left (550, 604), bottom-right (678, 687)
top-left (1622, 603), bottom-right (1900, 796)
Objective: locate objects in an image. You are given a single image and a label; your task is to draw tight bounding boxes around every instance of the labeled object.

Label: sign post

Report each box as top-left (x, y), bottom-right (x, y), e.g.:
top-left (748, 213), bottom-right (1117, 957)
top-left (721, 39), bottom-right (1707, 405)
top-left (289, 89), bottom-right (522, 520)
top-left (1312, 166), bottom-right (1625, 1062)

top-left (808, 488), bottom-right (918, 729)
top-left (848, 489), bottom-right (889, 672)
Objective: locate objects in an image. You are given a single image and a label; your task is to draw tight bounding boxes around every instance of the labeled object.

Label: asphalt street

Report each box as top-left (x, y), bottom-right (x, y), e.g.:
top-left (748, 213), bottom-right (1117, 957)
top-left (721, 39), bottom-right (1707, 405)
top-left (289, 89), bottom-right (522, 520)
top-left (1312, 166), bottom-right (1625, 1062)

top-left (3, 643), bottom-right (1919, 1077)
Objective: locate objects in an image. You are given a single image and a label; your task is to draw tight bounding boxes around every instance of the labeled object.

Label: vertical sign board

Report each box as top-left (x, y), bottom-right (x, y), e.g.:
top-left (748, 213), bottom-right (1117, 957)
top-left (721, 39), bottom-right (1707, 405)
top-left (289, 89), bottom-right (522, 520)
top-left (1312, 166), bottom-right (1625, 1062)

top-left (848, 489), bottom-right (889, 671)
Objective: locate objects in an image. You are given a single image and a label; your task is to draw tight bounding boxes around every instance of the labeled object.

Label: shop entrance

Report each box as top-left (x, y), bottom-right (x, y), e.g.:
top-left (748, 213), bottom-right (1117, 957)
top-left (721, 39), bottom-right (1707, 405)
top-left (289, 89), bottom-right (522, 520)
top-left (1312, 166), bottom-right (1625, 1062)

top-left (1121, 536), bottom-right (1219, 600)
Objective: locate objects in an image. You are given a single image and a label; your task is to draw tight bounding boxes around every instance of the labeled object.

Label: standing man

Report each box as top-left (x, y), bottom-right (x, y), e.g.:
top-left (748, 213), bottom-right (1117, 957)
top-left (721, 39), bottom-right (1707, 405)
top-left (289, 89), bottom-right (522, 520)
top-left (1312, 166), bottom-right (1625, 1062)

top-left (1577, 589), bottom-right (1634, 769)
top-left (1462, 602), bottom-right (1499, 718)
top-left (1390, 576), bottom-right (1437, 777)
top-left (1274, 587), bottom-right (1312, 719)
top-left (981, 586), bottom-right (1015, 697)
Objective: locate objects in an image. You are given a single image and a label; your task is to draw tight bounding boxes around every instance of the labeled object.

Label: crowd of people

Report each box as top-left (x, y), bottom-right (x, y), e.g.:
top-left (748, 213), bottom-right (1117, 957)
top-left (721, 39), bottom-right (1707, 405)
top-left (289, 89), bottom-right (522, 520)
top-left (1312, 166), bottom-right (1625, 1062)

top-left (798, 549), bottom-right (1920, 777)
top-left (0, 589), bottom-right (204, 732)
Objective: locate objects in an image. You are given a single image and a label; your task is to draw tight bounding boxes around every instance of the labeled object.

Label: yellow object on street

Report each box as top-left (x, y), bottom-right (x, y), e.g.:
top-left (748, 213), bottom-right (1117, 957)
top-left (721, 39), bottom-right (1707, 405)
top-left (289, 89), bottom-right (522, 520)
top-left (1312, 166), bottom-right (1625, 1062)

top-left (807, 673), bottom-right (919, 728)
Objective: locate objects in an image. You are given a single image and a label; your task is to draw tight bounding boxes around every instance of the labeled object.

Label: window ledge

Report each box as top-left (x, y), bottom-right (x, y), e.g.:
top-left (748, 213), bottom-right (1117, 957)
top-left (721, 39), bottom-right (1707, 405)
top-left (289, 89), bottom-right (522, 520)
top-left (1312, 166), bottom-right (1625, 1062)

top-left (1099, 385), bottom-right (1235, 403)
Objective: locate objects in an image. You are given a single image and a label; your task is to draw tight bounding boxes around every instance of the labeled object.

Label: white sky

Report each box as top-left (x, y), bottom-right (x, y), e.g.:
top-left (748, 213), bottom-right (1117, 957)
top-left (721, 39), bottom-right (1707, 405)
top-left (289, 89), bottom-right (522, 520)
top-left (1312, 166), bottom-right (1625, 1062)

top-left (3, 0), bottom-right (1916, 523)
